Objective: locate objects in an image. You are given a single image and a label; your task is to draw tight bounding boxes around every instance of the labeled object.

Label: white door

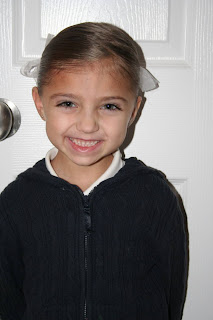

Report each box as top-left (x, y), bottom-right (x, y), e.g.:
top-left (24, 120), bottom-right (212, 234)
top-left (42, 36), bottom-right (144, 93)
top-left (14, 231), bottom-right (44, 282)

top-left (0, 0), bottom-right (213, 319)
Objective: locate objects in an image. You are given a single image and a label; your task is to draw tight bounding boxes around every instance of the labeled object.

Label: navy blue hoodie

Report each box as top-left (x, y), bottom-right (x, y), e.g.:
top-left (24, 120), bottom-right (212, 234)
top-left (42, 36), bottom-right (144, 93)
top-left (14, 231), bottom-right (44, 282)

top-left (0, 157), bottom-right (187, 320)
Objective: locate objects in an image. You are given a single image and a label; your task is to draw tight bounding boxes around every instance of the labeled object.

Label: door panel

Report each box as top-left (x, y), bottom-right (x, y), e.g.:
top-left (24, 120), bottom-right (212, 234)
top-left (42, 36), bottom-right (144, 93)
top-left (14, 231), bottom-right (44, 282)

top-left (0, 0), bottom-right (213, 319)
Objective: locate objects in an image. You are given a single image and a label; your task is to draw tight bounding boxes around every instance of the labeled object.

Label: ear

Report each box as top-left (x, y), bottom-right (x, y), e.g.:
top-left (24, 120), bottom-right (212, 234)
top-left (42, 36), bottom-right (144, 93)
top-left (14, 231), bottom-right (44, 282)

top-left (128, 96), bottom-right (142, 127)
top-left (32, 87), bottom-right (46, 121)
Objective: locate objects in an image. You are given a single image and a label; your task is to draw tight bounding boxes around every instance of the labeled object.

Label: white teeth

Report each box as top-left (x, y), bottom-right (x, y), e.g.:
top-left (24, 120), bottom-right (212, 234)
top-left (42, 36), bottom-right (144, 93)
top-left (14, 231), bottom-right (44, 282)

top-left (70, 138), bottom-right (99, 147)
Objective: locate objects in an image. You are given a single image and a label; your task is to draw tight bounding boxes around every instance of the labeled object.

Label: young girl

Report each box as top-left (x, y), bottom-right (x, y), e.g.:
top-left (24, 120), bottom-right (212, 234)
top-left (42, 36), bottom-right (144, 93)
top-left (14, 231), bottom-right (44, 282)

top-left (0, 22), bottom-right (187, 320)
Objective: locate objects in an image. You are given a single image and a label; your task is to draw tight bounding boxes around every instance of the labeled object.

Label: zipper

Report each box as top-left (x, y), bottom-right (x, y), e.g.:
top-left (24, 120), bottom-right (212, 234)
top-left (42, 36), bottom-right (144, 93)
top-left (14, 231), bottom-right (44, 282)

top-left (83, 197), bottom-right (91, 320)
top-left (84, 233), bottom-right (88, 320)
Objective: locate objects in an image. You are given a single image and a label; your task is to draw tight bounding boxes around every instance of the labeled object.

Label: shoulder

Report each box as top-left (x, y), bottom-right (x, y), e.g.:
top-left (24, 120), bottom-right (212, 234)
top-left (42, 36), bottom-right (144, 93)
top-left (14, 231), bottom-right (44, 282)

top-left (123, 157), bottom-right (182, 214)
top-left (0, 159), bottom-right (46, 208)
top-left (116, 157), bottom-right (186, 240)
top-left (123, 157), bottom-right (174, 194)
top-left (0, 158), bottom-right (52, 231)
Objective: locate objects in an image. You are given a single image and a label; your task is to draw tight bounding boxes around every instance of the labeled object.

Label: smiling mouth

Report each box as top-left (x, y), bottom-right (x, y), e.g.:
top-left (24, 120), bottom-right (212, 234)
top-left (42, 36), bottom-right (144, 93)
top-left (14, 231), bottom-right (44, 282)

top-left (69, 138), bottom-right (100, 147)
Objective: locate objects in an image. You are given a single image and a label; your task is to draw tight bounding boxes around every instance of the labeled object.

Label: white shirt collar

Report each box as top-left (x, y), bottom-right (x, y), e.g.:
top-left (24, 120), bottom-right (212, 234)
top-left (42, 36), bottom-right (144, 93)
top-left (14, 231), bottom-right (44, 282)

top-left (45, 147), bottom-right (125, 195)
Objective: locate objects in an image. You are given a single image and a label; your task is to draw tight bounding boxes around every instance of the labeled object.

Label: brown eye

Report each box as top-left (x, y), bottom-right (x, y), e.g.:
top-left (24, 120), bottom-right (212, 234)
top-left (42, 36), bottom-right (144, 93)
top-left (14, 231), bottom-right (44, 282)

top-left (101, 104), bottom-right (120, 111)
top-left (57, 101), bottom-right (75, 108)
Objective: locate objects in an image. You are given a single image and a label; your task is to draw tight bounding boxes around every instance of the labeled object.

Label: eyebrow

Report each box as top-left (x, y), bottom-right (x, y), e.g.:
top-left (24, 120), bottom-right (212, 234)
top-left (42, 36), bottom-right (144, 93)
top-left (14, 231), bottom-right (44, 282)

top-left (101, 96), bottom-right (128, 103)
top-left (50, 93), bottom-right (78, 100)
top-left (50, 93), bottom-right (128, 103)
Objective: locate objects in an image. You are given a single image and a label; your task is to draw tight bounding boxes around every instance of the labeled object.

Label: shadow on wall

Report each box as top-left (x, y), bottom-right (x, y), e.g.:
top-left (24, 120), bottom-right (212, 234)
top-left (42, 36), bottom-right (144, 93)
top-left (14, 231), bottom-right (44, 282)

top-left (120, 94), bottom-right (146, 157)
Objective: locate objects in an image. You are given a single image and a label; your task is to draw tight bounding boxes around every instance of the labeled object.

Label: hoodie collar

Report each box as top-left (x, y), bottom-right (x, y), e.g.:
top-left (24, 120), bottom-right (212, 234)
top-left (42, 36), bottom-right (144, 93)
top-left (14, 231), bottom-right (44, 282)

top-left (18, 155), bottom-right (165, 196)
top-left (45, 147), bottom-right (125, 195)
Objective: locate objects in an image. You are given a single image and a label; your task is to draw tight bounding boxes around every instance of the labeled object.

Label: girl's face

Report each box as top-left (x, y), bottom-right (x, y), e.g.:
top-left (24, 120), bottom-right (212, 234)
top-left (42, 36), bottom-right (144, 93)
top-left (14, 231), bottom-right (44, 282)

top-left (32, 61), bottom-right (142, 174)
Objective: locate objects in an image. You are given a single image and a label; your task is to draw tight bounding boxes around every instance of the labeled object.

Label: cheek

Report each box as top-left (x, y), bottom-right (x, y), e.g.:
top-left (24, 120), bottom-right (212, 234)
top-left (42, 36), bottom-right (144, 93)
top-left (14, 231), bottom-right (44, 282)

top-left (103, 116), bottom-right (129, 139)
top-left (45, 113), bottom-right (72, 132)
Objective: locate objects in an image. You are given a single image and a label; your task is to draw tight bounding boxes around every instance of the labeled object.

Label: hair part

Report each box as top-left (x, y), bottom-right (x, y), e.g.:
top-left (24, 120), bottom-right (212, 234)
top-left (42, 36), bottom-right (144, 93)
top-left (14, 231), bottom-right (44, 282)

top-left (37, 22), bottom-right (146, 97)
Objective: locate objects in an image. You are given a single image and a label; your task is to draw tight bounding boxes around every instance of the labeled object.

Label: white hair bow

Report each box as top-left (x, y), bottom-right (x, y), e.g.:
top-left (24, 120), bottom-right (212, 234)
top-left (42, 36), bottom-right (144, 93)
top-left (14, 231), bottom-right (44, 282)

top-left (20, 34), bottom-right (54, 81)
top-left (20, 34), bottom-right (159, 92)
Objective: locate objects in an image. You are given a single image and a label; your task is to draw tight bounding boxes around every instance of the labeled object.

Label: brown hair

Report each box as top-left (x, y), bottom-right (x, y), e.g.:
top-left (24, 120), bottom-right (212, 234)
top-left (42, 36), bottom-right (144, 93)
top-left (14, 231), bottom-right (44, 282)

top-left (37, 22), bottom-right (146, 96)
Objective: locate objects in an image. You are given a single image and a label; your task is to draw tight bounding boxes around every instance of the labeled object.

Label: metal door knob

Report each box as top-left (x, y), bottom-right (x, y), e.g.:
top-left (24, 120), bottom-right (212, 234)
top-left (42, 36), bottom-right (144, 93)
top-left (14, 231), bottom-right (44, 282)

top-left (0, 98), bottom-right (21, 141)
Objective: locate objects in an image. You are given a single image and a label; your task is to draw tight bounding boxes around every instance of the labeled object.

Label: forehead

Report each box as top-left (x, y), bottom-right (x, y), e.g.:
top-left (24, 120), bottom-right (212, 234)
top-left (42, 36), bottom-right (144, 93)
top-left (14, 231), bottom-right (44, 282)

top-left (44, 59), bottom-right (135, 97)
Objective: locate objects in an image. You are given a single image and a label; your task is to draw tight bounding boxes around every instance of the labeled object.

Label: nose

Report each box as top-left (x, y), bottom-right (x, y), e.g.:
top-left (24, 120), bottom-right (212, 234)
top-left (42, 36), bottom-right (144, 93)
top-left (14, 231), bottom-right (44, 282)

top-left (76, 109), bottom-right (99, 133)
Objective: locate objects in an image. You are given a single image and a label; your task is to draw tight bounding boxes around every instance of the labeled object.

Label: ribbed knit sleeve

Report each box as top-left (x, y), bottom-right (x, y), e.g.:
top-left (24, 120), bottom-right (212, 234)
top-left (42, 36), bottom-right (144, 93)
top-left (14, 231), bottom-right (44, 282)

top-left (168, 198), bottom-right (188, 320)
top-left (0, 196), bottom-right (26, 320)
top-left (148, 173), bottom-right (188, 320)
